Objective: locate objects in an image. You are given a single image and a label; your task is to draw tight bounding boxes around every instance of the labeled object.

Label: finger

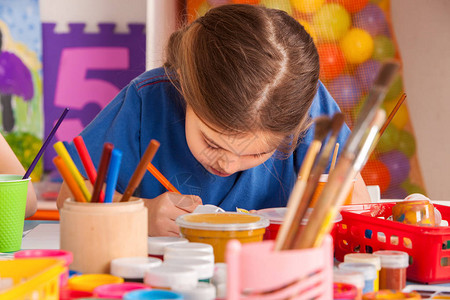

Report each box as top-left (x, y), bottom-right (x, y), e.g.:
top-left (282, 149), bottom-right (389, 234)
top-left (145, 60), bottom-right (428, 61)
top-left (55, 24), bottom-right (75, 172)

top-left (168, 194), bottom-right (202, 212)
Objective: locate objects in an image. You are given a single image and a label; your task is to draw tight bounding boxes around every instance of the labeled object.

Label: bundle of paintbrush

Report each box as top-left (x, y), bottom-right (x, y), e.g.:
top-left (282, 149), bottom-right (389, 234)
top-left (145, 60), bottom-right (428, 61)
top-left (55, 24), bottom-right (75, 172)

top-left (276, 61), bottom-right (400, 251)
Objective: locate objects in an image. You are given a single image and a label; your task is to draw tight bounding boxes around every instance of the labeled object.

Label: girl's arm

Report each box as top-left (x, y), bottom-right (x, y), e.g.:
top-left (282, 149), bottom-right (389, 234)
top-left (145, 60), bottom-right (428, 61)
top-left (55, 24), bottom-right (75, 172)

top-left (0, 134), bottom-right (37, 217)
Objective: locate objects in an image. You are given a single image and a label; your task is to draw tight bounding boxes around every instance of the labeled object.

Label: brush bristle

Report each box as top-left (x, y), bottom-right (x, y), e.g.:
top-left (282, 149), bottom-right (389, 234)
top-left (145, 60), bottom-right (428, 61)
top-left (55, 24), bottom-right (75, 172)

top-left (331, 113), bottom-right (345, 136)
top-left (313, 116), bottom-right (331, 141)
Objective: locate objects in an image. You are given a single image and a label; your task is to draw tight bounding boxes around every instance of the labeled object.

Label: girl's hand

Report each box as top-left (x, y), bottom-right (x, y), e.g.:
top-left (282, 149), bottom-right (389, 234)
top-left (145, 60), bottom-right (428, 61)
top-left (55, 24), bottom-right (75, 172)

top-left (143, 192), bottom-right (202, 237)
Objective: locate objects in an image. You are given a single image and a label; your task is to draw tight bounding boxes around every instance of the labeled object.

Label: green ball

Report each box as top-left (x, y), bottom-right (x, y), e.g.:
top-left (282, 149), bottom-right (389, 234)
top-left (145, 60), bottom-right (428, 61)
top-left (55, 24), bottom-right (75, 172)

top-left (372, 35), bottom-right (396, 61)
top-left (397, 129), bottom-right (416, 157)
top-left (401, 180), bottom-right (427, 196)
top-left (385, 75), bottom-right (403, 101)
top-left (376, 124), bottom-right (400, 153)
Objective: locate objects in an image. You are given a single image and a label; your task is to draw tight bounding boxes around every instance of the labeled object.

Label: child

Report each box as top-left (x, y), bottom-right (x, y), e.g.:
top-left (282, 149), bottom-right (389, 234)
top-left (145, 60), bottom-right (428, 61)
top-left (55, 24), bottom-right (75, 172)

top-left (0, 133), bottom-right (37, 217)
top-left (58, 4), bottom-right (370, 236)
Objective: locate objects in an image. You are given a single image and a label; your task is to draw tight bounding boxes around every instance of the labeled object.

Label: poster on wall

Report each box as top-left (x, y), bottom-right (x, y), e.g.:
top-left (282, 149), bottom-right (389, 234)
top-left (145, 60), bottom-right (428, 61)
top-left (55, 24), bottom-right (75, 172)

top-left (0, 0), bottom-right (43, 180)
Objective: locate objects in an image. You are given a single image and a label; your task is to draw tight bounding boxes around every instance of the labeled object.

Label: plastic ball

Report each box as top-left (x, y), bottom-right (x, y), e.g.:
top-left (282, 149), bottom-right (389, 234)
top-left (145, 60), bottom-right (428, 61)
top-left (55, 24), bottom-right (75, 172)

top-left (232, 0), bottom-right (260, 4)
top-left (382, 185), bottom-right (408, 199)
top-left (401, 180), bottom-right (427, 196)
top-left (196, 2), bottom-right (211, 17)
top-left (379, 150), bottom-right (410, 186)
top-left (372, 35), bottom-right (396, 61)
top-left (290, 0), bottom-right (325, 14)
top-left (207, 0), bottom-right (230, 6)
top-left (312, 3), bottom-right (351, 42)
top-left (383, 98), bottom-right (409, 129)
top-left (333, 0), bottom-right (369, 13)
top-left (376, 124), bottom-right (400, 153)
top-left (261, 0), bottom-right (292, 14)
top-left (354, 59), bottom-right (381, 93)
top-left (361, 159), bottom-right (391, 193)
top-left (297, 19), bottom-right (317, 42)
top-left (352, 4), bottom-right (387, 36)
top-left (340, 28), bottom-right (374, 64)
top-left (328, 75), bottom-right (363, 109)
top-left (385, 75), bottom-right (403, 102)
top-left (397, 129), bottom-right (416, 157)
top-left (317, 43), bottom-right (346, 80)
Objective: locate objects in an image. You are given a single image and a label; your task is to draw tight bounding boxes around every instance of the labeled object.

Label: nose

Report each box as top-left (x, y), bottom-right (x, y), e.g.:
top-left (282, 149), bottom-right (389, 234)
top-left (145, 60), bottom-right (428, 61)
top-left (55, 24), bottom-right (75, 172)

top-left (217, 153), bottom-right (239, 174)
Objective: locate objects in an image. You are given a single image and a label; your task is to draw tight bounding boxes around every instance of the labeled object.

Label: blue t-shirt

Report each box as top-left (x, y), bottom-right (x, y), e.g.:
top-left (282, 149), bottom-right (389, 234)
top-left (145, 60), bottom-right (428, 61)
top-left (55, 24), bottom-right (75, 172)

top-left (67, 67), bottom-right (350, 211)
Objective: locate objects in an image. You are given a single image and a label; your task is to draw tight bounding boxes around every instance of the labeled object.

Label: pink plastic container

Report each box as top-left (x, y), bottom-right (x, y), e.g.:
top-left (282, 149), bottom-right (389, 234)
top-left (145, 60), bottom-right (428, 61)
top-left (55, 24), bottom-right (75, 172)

top-left (14, 249), bottom-right (73, 286)
top-left (93, 282), bottom-right (150, 299)
top-left (226, 235), bottom-right (333, 299)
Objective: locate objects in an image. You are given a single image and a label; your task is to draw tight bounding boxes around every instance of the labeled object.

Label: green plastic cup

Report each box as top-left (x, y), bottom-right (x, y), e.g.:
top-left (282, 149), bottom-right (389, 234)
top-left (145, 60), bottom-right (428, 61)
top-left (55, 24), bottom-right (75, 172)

top-left (0, 175), bottom-right (30, 252)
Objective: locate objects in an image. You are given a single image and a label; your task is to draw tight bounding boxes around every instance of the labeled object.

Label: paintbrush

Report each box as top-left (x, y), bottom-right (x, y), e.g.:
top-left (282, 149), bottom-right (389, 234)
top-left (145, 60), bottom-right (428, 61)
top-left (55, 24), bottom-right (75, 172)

top-left (274, 116), bottom-right (331, 251)
top-left (293, 61), bottom-right (399, 249)
top-left (330, 143), bottom-right (339, 171)
top-left (379, 93), bottom-right (406, 136)
top-left (285, 113), bottom-right (344, 250)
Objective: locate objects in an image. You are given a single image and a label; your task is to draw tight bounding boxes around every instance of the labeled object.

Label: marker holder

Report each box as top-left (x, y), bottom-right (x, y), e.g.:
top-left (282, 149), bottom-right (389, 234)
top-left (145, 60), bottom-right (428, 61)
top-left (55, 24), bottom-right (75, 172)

top-left (226, 235), bottom-right (333, 299)
top-left (60, 198), bottom-right (148, 274)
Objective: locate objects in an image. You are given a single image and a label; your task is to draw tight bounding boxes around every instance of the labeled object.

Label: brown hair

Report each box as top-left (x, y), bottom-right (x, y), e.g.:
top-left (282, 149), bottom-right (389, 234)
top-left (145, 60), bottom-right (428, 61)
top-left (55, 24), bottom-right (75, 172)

top-left (164, 4), bottom-right (319, 153)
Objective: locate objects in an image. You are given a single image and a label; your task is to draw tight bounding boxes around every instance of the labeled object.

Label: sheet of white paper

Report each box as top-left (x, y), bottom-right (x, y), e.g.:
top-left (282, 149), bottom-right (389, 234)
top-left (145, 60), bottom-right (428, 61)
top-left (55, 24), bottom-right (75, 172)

top-left (21, 224), bottom-right (60, 250)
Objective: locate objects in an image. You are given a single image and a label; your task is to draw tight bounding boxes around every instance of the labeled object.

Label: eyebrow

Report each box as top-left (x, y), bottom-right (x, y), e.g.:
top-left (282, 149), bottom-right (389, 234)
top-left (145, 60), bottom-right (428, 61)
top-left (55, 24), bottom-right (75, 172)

top-left (201, 131), bottom-right (276, 157)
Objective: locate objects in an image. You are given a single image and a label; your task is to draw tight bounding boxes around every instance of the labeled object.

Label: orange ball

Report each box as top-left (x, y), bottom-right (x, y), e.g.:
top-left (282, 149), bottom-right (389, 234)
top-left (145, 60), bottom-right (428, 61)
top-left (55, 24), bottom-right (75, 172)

top-left (361, 159), bottom-right (391, 193)
top-left (317, 43), bottom-right (346, 80)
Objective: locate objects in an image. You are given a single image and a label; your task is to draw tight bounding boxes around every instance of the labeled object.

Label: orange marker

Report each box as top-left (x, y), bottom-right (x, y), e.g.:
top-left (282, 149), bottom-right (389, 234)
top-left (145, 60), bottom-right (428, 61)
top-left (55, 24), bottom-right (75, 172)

top-left (53, 156), bottom-right (87, 202)
top-left (147, 163), bottom-right (180, 194)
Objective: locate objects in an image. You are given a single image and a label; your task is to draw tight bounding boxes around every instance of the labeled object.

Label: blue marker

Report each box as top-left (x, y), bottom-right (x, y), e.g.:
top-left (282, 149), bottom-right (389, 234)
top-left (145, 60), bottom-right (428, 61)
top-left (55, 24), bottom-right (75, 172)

top-left (104, 149), bottom-right (123, 203)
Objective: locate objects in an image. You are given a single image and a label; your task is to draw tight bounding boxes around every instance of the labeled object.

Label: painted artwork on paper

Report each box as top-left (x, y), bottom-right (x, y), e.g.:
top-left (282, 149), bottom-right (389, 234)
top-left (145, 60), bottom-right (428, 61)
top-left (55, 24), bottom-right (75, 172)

top-left (0, 0), bottom-right (43, 180)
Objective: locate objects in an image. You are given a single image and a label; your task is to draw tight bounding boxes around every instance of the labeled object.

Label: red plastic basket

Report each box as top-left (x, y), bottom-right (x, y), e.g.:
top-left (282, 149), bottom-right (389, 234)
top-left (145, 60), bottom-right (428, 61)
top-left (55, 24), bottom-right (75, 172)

top-left (333, 202), bottom-right (450, 284)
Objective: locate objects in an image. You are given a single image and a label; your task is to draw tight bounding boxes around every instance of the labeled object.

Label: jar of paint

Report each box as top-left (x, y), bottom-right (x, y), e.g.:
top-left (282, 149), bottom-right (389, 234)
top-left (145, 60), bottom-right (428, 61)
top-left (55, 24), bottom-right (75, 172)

top-left (334, 282), bottom-right (357, 300)
top-left (254, 207), bottom-right (285, 240)
top-left (392, 200), bottom-right (436, 226)
top-left (176, 213), bottom-right (269, 262)
top-left (339, 262), bottom-right (377, 294)
top-left (59, 288), bottom-right (93, 300)
top-left (344, 253), bottom-right (381, 291)
top-left (14, 249), bottom-right (73, 287)
top-left (144, 264), bottom-right (198, 290)
top-left (164, 257), bottom-right (214, 283)
top-left (110, 256), bottom-right (162, 282)
top-left (164, 242), bottom-right (213, 255)
top-left (173, 282), bottom-right (216, 300)
top-left (68, 274), bottom-right (124, 292)
top-left (373, 250), bottom-right (409, 290)
top-left (362, 290), bottom-right (421, 299)
top-left (93, 282), bottom-right (150, 299)
top-left (123, 289), bottom-right (184, 300)
top-left (164, 250), bottom-right (214, 263)
top-left (333, 269), bottom-right (365, 300)
top-left (60, 199), bottom-right (147, 274)
top-left (147, 237), bottom-right (189, 260)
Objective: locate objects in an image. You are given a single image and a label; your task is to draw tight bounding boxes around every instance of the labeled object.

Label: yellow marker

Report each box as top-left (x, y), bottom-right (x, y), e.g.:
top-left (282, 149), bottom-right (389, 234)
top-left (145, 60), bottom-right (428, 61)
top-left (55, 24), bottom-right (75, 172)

top-left (236, 207), bottom-right (249, 213)
top-left (54, 141), bottom-right (91, 202)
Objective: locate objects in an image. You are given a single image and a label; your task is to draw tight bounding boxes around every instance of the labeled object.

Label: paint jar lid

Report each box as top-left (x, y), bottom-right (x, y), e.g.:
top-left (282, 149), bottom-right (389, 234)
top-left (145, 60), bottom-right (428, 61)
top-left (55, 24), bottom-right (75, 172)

top-left (59, 288), bottom-right (93, 300)
top-left (333, 269), bottom-right (365, 289)
top-left (334, 282), bottom-right (358, 299)
top-left (164, 258), bottom-right (214, 280)
top-left (373, 250), bottom-right (409, 268)
top-left (339, 262), bottom-right (377, 280)
top-left (212, 263), bottom-right (227, 285)
top-left (344, 253), bottom-right (381, 271)
top-left (93, 282), bottom-right (150, 298)
top-left (164, 250), bottom-right (214, 263)
top-left (144, 264), bottom-right (198, 289)
top-left (165, 242), bottom-right (214, 254)
top-left (147, 237), bottom-right (189, 255)
top-left (173, 282), bottom-right (216, 300)
top-left (68, 274), bottom-right (124, 292)
top-left (255, 207), bottom-right (286, 225)
top-left (176, 213), bottom-right (269, 231)
top-left (123, 289), bottom-right (183, 300)
top-left (14, 249), bottom-right (73, 266)
top-left (111, 256), bottom-right (162, 279)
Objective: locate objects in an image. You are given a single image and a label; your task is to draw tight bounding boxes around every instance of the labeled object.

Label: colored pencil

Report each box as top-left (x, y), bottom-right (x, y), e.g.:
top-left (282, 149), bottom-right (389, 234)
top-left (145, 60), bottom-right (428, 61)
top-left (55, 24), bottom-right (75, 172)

top-left (146, 163), bottom-right (181, 194)
top-left (104, 149), bottom-right (123, 203)
top-left (53, 156), bottom-right (86, 202)
top-left (91, 143), bottom-right (113, 203)
top-left (53, 141), bottom-right (91, 202)
top-left (24, 108), bottom-right (69, 179)
top-left (73, 136), bottom-right (105, 202)
top-left (121, 139), bottom-right (160, 202)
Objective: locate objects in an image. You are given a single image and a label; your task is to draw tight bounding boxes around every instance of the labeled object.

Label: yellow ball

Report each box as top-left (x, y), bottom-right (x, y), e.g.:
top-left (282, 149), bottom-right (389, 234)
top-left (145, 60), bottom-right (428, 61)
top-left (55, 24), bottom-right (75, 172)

top-left (312, 3), bottom-right (351, 42)
top-left (297, 19), bottom-right (318, 42)
top-left (340, 28), bottom-right (374, 64)
top-left (290, 0), bottom-right (325, 14)
top-left (262, 0), bottom-right (293, 15)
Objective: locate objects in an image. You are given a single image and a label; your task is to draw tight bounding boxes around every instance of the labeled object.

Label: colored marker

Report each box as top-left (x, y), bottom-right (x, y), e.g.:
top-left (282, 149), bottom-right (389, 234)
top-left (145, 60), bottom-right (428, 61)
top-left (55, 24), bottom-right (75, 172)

top-left (73, 136), bottom-right (105, 202)
top-left (147, 163), bottom-right (180, 194)
top-left (53, 156), bottom-right (86, 202)
top-left (104, 149), bottom-right (123, 203)
top-left (91, 143), bottom-right (113, 203)
top-left (53, 141), bottom-right (91, 202)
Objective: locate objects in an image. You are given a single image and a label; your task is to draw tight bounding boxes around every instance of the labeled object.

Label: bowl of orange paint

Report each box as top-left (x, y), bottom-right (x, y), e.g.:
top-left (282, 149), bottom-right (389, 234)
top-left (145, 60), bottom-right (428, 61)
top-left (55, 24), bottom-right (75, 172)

top-left (176, 213), bottom-right (269, 262)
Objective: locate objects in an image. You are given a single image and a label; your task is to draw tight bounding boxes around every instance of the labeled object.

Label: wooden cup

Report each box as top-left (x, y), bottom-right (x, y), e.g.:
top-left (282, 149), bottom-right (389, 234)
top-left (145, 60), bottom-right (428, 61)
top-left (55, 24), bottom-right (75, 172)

top-left (60, 199), bottom-right (148, 274)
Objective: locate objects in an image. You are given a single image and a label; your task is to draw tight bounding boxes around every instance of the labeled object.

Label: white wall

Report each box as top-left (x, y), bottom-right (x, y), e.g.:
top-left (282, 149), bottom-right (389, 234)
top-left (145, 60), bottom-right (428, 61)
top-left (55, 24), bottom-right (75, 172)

top-left (391, 0), bottom-right (450, 200)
